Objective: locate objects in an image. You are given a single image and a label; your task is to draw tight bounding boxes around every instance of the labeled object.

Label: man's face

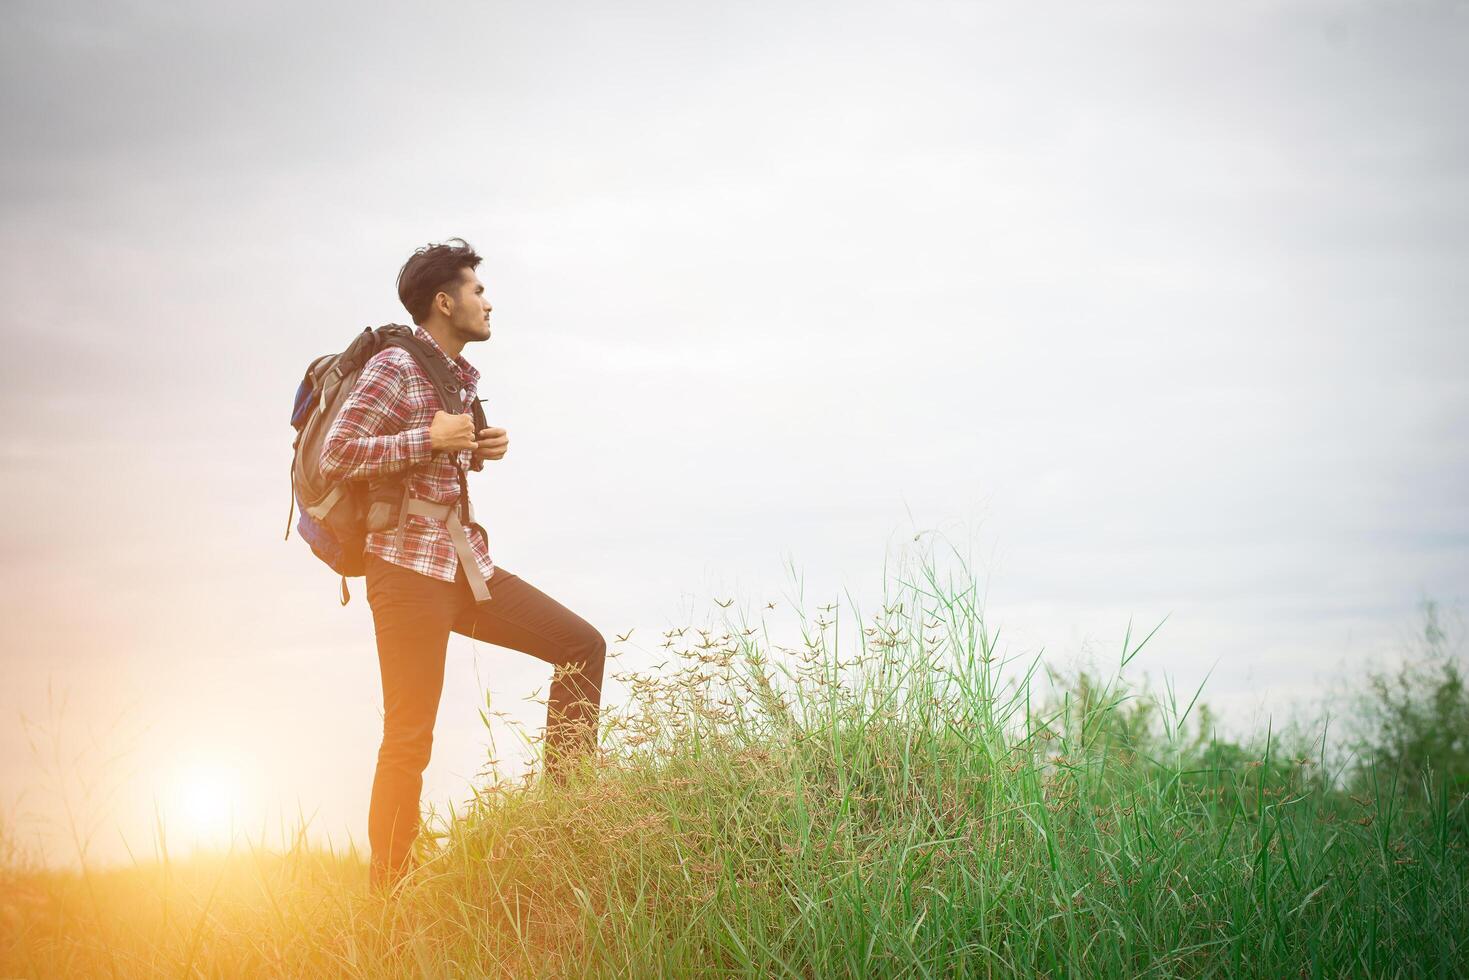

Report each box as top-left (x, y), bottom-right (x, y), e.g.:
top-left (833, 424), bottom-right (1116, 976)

top-left (439, 267), bottom-right (492, 343)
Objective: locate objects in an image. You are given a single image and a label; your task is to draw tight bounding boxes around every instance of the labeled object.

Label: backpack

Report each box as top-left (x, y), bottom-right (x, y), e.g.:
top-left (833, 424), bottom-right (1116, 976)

top-left (286, 324), bottom-right (487, 604)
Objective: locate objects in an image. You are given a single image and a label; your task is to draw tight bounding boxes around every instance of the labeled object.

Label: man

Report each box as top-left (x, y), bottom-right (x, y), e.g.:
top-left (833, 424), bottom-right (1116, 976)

top-left (320, 238), bottom-right (607, 894)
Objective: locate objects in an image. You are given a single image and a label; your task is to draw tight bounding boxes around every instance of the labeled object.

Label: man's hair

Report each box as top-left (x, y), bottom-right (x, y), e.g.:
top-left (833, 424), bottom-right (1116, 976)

top-left (396, 238), bottom-right (483, 324)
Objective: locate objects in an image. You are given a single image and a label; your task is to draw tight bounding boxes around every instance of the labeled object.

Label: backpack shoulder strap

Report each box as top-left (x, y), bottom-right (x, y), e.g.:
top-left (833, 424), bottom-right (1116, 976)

top-left (377, 326), bottom-right (464, 414)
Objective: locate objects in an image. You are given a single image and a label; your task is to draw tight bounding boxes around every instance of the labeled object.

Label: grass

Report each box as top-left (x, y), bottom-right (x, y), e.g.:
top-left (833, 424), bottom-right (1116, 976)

top-left (3, 542), bottom-right (1467, 977)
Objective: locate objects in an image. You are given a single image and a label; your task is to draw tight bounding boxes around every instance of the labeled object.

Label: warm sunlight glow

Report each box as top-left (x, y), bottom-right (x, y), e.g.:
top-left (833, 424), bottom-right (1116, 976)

top-left (161, 762), bottom-right (242, 849)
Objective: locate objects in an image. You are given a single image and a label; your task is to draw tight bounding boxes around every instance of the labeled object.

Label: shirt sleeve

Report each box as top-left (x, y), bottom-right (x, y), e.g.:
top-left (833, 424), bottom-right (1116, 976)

top-left (319, 350), bottom-right (433, 482)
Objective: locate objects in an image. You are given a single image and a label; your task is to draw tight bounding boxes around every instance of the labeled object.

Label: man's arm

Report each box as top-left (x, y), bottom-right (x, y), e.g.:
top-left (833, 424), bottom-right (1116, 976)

top-left (320, 351), bottom-right (431, 483)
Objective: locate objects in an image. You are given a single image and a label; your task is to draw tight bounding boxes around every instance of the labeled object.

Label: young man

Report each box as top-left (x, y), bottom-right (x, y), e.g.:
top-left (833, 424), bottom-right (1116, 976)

top-left (320, 238), bottom-right (607, 894)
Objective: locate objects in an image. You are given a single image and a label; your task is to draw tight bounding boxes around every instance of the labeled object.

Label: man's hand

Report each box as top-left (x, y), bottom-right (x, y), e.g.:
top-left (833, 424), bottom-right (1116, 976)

top-left (474, 426), bottom-right (509, 461)
top-left (429, 410), bottom-right (478, 453)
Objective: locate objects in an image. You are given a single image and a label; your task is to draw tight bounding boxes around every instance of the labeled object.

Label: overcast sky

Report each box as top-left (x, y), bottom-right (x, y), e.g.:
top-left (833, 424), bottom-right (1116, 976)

top-left (2, 0), bottom-right (1466, 868)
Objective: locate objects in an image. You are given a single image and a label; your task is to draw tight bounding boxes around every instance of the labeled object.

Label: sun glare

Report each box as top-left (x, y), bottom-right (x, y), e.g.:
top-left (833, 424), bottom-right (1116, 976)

top-left (162, 762), bottom-right (242, 849)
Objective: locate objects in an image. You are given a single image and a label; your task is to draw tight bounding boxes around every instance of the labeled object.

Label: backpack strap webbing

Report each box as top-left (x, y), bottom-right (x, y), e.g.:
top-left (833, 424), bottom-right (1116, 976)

top-left (387, 491), bottom-right (492, 604)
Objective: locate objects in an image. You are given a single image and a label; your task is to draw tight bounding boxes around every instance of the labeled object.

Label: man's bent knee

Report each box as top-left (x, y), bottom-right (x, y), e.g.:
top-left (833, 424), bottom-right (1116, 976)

top-left (559, 631), bottom-right (606, 690)
top-left (578, 627), bottom-right (607, 669)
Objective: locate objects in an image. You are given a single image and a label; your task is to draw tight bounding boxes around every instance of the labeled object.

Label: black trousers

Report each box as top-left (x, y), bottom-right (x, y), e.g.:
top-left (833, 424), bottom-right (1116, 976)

top-left (363, 552), bottom-right (606, 888)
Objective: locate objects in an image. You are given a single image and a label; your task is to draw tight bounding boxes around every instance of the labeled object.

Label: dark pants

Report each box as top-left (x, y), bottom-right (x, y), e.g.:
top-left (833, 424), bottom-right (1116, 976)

top-left (363, 552), bottom-right (607, 890)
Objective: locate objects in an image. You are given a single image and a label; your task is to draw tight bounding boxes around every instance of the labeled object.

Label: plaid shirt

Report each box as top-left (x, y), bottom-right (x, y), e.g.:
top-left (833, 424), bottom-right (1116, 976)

top-left (320, 327), bottom-right (495, 584)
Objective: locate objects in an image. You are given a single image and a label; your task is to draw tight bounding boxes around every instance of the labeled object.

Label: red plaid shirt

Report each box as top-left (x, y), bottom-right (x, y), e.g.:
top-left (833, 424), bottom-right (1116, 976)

top-left (320, 327), bottom-right (495, 584)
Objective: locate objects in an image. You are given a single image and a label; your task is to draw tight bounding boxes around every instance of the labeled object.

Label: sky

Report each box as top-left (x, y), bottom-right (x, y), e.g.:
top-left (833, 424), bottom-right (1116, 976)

top-left (1, 0), bottom-right (1466, 869)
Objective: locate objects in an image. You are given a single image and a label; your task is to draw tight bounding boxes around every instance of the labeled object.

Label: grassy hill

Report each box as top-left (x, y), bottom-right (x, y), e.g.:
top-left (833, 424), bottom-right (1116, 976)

top-left (4, 550), bottom-right (1466, 977)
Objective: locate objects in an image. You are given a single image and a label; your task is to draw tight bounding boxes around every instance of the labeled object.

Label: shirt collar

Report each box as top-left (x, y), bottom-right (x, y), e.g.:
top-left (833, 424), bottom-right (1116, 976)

top-left (414, 325), bottom-right (481, 385)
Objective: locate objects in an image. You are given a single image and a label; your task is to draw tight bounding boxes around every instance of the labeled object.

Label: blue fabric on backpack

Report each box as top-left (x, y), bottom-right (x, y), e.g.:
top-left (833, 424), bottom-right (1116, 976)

top-left (296, 508), bottom-right (348, 573)
top-left (291, 375), bottom-right (316, 430)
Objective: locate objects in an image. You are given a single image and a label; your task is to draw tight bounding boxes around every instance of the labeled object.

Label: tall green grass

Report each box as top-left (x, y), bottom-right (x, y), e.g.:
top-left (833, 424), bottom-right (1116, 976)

top-left (3, 543), bottom-right (1466, 977)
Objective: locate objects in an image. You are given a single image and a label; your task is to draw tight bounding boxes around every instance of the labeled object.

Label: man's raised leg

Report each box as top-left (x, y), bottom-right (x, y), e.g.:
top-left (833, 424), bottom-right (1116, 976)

top-left (452, 567), bottom-right (607, 783)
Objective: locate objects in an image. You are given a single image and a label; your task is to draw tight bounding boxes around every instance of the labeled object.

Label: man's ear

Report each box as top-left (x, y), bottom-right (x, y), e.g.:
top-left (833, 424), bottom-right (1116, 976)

top-left (434, 290), bottom-right (452, 317)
